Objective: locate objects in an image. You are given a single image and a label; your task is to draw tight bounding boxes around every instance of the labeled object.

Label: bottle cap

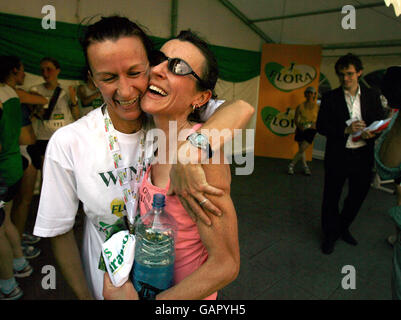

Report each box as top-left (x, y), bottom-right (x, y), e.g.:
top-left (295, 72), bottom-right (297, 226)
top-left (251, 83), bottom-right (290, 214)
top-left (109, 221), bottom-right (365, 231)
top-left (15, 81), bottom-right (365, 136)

top-left (152, 193), bottom-right (165, 208)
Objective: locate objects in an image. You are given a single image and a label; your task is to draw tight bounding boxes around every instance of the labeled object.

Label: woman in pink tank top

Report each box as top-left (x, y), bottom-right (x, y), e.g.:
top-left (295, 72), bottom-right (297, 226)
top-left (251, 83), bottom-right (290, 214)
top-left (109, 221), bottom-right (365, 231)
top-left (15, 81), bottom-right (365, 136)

top-left (139, 123), bottom-right (218, 299)
top-left (138, 31), bottom-right (240, 300)
top-left (104, 30), bottom-right (240, 300)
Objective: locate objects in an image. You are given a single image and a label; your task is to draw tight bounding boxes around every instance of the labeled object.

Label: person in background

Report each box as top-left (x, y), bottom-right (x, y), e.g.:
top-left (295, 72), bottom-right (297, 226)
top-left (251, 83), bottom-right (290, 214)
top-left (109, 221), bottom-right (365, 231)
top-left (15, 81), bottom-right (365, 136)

top-left (288, 86), bottom-right (319, 176)
top-left (9, 62), bottom-right (49, 249)
top-left (317, 53), bottom-right (385, 255)
top-left (27, 57), bottom-right (80, 176)
top-left (6, 61), bottom-right (48, 246)
top-left (0, 56), bottom-right (40, 300)
top-left (77, 71), bottom-right (103, 117)
top-left (374, 66), bottom-right (401, 299)
top-left (11, 104), bottom-right (46, 247)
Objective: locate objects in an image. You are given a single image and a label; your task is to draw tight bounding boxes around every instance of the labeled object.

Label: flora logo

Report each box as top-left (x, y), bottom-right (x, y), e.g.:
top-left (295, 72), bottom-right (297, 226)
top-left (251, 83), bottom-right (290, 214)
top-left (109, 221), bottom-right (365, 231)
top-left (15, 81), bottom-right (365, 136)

top-left (265, 62), bottom-right (316, 92)
top-left (261, 106), bottom-right (296, 136)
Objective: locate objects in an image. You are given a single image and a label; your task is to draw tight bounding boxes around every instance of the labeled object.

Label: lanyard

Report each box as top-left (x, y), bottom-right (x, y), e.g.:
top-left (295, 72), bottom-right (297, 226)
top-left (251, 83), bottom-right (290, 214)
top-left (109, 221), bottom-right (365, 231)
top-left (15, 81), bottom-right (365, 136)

top-left (102, 105), bottom-right (147, 227)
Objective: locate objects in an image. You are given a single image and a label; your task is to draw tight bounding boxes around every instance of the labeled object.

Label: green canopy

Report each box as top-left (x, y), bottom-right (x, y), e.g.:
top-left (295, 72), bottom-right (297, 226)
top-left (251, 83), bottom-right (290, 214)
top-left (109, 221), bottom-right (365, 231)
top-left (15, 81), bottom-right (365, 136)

top-left (0, 12), bottom-right (261, 82)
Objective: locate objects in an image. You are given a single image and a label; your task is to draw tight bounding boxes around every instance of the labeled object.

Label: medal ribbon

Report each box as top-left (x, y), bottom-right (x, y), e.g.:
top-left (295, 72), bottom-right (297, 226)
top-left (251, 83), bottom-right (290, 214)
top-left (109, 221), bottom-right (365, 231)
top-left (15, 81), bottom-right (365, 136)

top-left (102, 105), bottom-right (147, 226)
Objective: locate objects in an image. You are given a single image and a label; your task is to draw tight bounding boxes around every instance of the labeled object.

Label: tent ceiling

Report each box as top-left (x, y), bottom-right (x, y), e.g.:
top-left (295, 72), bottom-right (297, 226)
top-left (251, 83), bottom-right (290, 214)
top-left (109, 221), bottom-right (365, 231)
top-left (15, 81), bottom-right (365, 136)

top-left (219, 0), bottom-right (401, 57)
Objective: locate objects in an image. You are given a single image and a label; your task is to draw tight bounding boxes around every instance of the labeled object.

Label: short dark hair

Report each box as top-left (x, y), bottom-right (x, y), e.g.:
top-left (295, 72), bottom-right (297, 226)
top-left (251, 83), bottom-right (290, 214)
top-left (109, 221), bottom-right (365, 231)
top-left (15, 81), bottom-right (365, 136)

top-left (80, 15), bottom-right (154, 74)
top-left (0, 56), bottom-right (22, 83)
top-left (173, 30), bottom-right (218, 98)
top-left (335, 53), bottom-right (363, 74)
top-left (40, 57), bottom-right (60, 69)
top-left (381, 66), bottom-right (401, 107)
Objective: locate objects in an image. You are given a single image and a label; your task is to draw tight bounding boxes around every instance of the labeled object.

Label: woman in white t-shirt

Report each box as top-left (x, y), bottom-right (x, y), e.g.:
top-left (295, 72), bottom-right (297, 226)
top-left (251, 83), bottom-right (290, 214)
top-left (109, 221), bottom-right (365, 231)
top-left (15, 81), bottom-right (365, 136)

top-left (27, 57), bottom-right (80, 172)
top-left (33, 16), bottom-right (254, 300)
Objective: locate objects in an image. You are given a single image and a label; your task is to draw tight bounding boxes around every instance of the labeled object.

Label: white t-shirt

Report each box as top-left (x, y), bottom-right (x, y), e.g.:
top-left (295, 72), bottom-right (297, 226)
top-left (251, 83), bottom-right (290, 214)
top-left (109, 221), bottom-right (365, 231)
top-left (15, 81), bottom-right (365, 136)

top-left (33, 107), bottom-right (151, 299)
top-left (199, 99), bottom-right (224, 122)
top-left (30, 83), bottom-right (75, 140)
top-left (33, 99), bottom-right (224, 300)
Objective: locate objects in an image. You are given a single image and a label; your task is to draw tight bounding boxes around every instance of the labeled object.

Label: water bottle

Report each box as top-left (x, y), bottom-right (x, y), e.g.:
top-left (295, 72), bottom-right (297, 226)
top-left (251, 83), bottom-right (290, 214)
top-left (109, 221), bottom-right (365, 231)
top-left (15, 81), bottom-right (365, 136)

top-left (132, 193), bottom-right (177, 300)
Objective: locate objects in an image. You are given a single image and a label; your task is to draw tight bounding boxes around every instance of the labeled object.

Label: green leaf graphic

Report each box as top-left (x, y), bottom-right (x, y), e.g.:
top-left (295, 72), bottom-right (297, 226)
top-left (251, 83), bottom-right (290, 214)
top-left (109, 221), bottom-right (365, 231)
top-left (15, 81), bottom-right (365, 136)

top-left (265, 62), bottom-right (288, 92)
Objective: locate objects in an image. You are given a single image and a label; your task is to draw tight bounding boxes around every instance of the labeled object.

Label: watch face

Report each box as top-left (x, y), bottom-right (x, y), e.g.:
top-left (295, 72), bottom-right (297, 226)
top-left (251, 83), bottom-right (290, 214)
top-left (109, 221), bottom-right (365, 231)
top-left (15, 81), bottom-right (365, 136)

top-left (195, 134), bottom-right (205, 146)
top-left (187, 132), bottom-right (214, 158)
top-left (189, 133), bottom-right (207, 149)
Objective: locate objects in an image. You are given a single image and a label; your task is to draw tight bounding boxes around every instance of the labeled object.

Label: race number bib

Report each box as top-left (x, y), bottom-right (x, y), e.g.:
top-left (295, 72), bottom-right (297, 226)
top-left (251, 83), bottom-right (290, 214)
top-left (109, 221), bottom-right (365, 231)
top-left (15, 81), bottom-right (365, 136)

top-left (45, 114), bottom-right (66, 130)
top-left (47, 119), bottom-right (66, 130)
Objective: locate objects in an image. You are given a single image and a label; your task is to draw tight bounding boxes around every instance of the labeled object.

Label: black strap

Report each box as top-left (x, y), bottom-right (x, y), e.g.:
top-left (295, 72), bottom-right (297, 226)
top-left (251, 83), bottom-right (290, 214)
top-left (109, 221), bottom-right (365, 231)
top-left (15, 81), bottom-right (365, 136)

top-left (43, 86), bottom-right (61, 120)
top-left (137, 281), bottom-right (161, 300)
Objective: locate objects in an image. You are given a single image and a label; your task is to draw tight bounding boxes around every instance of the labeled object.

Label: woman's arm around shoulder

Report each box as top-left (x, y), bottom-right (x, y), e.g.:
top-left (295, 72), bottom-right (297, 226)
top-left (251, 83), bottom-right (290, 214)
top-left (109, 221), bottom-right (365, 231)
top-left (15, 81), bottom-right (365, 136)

top-left (202, 99), bottom-right (254, 151)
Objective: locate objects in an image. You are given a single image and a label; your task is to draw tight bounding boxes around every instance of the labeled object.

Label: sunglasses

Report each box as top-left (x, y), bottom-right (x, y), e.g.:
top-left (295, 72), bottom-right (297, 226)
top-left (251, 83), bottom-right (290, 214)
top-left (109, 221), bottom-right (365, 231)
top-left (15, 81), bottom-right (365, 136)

top-left (150, 50), bottom-right (209, 89)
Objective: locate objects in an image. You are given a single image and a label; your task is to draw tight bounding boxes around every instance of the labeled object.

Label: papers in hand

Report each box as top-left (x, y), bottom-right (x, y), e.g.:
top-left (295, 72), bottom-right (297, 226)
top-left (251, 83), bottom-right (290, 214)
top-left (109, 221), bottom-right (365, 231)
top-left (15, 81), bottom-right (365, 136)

top-left (351, 118), bottom-right (392, 141)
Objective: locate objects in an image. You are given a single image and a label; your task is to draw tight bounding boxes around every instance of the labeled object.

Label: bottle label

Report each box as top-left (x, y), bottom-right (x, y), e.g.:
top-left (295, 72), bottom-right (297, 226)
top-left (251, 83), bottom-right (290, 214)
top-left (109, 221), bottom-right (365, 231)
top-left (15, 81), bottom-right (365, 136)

top-left (132, 261), bottom-right (174, 298)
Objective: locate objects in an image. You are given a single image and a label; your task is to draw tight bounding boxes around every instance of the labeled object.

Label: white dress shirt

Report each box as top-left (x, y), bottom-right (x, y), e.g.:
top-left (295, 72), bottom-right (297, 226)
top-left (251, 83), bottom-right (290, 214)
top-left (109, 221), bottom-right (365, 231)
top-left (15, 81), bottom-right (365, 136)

top-left (344, 86), bottom-right (367, 149)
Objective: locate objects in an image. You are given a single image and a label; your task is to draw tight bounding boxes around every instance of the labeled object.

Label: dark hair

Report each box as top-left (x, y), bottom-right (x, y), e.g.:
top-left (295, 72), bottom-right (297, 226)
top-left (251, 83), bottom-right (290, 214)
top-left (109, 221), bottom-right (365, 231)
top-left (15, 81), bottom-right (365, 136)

top-left (80, 15), bottom-right (154, 74)
top-left (173, 30), bottom-right (218, 98)
top-left (381, 66), bottom-right (401, 107)
top-left (0, 56), bottom-right (22, 83)
top-left (40, 57), bottom-right (60, 69)
top-left (171, 30), bottom-right (218, 122)
top-left (335, 53), bottom-right (363, 74)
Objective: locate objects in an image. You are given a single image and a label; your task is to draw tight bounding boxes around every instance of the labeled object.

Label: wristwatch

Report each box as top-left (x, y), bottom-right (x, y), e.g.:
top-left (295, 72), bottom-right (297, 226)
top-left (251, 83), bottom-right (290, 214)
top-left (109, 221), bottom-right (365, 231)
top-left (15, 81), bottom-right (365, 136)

top-left (187, 132), bottom-right (213, 159)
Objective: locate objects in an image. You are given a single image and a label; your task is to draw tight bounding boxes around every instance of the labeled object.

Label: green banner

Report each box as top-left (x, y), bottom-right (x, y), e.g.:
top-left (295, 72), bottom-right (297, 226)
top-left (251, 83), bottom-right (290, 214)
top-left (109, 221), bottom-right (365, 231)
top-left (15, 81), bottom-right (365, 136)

top-left (0, 12), bottom-right (261, 82)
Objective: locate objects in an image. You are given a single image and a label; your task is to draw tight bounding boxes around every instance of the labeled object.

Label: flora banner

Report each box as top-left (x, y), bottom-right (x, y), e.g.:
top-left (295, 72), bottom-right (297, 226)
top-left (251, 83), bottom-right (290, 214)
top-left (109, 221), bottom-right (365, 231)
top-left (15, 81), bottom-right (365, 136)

top-left (255, 43), bottom-right (322, 160)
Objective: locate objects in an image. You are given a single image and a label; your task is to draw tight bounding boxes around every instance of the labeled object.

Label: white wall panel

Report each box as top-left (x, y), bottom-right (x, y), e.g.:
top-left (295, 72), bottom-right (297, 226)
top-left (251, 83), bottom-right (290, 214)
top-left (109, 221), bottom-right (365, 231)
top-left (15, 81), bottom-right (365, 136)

top-left (177, 0), bottom-right (263, 51)
top-left (78, 0), bottom-right (171, 38)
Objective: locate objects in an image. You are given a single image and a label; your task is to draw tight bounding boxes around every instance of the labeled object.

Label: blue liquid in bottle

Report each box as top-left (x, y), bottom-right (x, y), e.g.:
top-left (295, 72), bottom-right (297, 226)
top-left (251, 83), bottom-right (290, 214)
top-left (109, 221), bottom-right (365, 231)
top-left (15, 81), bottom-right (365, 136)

top-left (132, 193), bottom-right (177, 299)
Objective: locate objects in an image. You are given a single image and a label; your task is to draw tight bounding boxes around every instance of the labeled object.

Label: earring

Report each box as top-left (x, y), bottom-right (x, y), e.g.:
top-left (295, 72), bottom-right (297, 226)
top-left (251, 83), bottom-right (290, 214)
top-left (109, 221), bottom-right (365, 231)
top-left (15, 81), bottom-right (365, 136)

top-left (192, 104), bottom-right (199, 111)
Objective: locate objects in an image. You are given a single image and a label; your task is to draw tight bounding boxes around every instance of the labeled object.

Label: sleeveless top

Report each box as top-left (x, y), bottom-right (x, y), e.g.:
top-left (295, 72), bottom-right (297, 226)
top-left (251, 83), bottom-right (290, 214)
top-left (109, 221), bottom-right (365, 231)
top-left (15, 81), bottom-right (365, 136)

top-left (138, 123), bottom-right (217, 300)
top-left (297, 102), bottom-right (319, 126)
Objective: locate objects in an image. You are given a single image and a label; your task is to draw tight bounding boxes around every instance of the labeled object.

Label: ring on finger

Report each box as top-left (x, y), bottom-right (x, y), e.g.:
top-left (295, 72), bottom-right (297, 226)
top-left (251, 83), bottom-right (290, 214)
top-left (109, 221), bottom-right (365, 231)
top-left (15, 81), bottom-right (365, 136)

top-left (199, 198), bottom-right (208, 206)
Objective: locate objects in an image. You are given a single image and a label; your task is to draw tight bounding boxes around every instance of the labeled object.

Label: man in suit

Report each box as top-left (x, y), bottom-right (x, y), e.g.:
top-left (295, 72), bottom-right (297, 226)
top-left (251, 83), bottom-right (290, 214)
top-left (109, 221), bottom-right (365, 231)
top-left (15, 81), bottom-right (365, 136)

top-left (317, 53), bottom-right (385, 254)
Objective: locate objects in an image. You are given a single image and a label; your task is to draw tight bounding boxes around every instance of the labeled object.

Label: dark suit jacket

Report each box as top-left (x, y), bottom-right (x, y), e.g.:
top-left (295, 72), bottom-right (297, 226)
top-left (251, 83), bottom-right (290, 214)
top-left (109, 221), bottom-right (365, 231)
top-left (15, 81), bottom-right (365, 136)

top-left (316, 86), bottom-right (385, 168)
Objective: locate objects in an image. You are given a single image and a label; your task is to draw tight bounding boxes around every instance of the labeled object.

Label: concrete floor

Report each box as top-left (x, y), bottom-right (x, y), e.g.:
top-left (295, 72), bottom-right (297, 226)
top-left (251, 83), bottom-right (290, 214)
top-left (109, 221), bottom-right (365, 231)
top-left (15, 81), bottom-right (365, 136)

top-left (17, 156), bottom-right (396, 300)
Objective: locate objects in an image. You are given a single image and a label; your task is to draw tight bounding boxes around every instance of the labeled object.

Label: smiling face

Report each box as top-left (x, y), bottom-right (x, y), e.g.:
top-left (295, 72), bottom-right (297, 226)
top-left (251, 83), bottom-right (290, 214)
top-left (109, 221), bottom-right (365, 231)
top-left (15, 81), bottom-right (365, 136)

top-left (337, 64), bottom-right (362, 92)
top-left (140, 39), bottom-right (211, 123)
top-left (87, 36), bottom-right (149, 133)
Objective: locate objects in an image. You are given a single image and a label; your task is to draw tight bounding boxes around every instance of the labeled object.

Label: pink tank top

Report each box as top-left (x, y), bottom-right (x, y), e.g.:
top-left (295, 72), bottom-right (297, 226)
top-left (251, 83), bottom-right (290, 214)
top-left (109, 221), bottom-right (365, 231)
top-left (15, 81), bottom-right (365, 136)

top-left (138, 124), bottom-right (217, 300)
